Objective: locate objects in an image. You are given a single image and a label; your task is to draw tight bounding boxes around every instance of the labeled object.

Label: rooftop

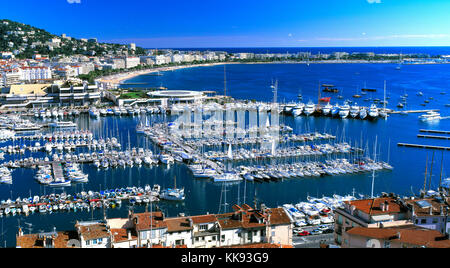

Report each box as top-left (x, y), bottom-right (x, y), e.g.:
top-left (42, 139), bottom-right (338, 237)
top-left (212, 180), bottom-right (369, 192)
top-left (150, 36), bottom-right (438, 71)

top-left (347, 225), bottom-right (450, 248)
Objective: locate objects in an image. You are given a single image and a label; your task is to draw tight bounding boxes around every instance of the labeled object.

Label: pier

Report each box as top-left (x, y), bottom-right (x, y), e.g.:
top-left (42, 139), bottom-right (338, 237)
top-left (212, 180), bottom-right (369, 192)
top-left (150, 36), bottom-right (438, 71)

top-left (419, 129), bottom-right (450, 135)
top-left (397, 143), bottom-right (450, 150)
top-left (417, 134), bottom-right (450, 140)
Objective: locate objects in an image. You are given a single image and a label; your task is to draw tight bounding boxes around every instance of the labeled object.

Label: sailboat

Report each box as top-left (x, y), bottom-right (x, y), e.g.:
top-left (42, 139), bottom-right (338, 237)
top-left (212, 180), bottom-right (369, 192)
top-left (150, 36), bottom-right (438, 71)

top-left (379, 81), bottom-right (388, 119)
top-left (160, 176), bottom-right (185, 201)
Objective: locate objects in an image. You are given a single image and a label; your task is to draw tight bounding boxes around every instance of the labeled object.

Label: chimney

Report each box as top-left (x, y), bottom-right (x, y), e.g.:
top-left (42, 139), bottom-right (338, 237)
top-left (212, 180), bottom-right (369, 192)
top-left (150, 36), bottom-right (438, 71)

top-left (188, 218), bottom-right (193, 227)
top-left (396, 232), bottom-right (401, 240)
top-left (127, 230), bottom-right (132, 240)
top-left (380, 202), bottom-right (385, 212)
top-left (429, 207), bottom-right (433, 216)
top-left (385, 201), bottom-right (389, 212)
top-left (350, 205), bottom-right (356, 215)
top-left (18, 227), bottom-right (23, 237)
top-left (440, 206), bottom-right (444, 216)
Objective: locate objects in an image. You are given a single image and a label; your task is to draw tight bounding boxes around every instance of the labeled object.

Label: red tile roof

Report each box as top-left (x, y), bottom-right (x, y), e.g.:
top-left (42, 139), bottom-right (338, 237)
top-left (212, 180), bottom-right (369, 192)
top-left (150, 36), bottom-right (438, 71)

top-left (346, 197), bottom-right (408, 216)
top-left (347, 226), bottom-right (450, 248)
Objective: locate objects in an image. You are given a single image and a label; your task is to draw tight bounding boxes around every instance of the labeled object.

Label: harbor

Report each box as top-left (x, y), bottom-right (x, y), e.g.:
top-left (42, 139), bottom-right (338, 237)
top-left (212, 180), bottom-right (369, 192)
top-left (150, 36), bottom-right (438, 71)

top-left (0, 62), bottom-right (449, 248)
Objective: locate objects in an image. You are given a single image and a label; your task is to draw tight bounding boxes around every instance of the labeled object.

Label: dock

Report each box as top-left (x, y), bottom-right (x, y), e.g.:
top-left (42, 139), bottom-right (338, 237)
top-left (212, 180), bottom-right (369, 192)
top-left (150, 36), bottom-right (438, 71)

top-left (417, 134), bottom-right (450, 140)
top-left (52, 162), bottom-right (64, 179)
top-left (419, 129), bottom-right (450, 135)
top-left (397, 143), bottom-right (450, 150)
top-left (390, 109), bottom-right (440, 114)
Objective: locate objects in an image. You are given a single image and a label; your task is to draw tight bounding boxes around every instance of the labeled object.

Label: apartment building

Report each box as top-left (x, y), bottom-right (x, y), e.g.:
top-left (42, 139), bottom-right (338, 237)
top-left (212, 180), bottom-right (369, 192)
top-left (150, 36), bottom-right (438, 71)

top-left (75, 221), bottom-right (111, 248)
top-left (333, 196), bottom-right (411, 247)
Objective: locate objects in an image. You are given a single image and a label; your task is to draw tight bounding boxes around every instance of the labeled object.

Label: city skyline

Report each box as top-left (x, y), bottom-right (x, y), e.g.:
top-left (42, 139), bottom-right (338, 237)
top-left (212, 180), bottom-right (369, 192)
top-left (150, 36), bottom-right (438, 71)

top-left (1, 0), bottom-right (450, 48)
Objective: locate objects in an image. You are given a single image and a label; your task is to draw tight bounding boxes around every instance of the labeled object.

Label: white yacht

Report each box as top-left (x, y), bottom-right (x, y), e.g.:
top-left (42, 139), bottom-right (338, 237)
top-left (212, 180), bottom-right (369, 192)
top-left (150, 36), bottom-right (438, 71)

top-left (359, 108), bottom-right (367, 119)
top-left (322, 102), bottom-right (333, 116)
top-left (304, 101), bottom-right (316, 116)
top-left (160, 188), bottom-right (185, 201)
top-left (339, 103), bottom-right (350, 119)
top-left (213, 173), bottom-right (243, 182)
top-left (419, 111), bottom-right (441, 122)
top-left (350, 103), bottom-right (360, 118)
top-left (292, 103), bottom-right (305, 117)
top-left (368, 104), bottom-right (379, 119)
top-left (331, 104), bottom-right (340, 117)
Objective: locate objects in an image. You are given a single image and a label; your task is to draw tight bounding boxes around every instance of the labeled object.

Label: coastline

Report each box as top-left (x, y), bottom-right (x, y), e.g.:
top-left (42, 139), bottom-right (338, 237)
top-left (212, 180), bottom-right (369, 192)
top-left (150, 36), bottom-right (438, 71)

top-left (96, 59), bottom-right (447, 87)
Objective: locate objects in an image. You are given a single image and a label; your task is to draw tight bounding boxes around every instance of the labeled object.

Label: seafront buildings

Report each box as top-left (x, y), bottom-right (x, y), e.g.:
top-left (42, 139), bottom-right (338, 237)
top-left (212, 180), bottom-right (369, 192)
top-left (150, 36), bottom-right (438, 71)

top-left (16, 204), bottom-right (293, 248)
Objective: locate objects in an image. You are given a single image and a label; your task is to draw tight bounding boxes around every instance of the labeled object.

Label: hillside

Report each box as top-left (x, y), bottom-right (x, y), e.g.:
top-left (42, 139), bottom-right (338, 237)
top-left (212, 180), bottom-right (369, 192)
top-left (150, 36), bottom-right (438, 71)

top-left (0, 19), bottom-right (146, 58)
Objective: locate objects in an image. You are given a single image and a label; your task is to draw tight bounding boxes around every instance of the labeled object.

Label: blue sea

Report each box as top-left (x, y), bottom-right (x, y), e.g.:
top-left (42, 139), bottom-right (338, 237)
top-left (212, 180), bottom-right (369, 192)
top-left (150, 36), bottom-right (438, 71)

top-left (1, 59), bottom-right (450, 247)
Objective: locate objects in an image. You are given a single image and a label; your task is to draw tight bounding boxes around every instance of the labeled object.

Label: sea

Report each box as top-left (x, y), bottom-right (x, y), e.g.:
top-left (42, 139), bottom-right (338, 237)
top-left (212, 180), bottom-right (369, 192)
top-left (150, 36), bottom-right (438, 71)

top-left (1, 47), bottom-right (450, 247)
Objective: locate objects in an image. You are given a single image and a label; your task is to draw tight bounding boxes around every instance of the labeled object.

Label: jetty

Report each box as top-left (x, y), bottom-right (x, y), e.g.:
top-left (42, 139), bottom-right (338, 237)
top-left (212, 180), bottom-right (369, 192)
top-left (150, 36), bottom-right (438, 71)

top-left (397, 143), bottom-right (450, 150)
top-left (417, 134), bottom-right (450, 140)
top-left (419, 129), bottom-right (450, 135)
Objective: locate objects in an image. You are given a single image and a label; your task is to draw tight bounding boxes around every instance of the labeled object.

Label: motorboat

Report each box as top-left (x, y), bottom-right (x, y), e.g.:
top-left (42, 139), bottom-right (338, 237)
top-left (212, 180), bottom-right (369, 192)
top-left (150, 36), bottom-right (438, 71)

top-left (419, 111), bottom-right (441, 122)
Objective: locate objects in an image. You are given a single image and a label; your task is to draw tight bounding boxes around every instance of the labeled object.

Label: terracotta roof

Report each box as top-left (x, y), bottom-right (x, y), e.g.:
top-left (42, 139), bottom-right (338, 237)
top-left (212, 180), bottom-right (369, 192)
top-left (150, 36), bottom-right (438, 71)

top-left (16, 231), bottom-right (79, 248)
top-left (133, 212), bottom-right (166, 231)
top-left (190, 214), bottom-right (217, 224)
top-left (76, 223), bottom-right (110, 241)
top-left (346, 197), bottom-right (408, 216)
top-left (165, 217), bottom-right (194, 233)
top-left (267, 208), bottom-right (292, 226)
top-left (404, 197), bottom-right (450, 217)
top-left (347, 226), bottom-right (450, 248)
top-left (111, 228), bottom-right (137, 243)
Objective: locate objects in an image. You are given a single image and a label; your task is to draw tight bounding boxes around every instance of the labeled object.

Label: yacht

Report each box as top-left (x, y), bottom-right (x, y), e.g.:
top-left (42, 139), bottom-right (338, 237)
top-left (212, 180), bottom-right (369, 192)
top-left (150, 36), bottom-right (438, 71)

top-left (292, 103), bottom-right (305, 117)
top-left (303, 101), bottom-right (316, 116)
top-left (89, 108), bottom-right (100, 118)
top-left (350, 103), bottom-right (360, 118)
top-left (331, 104), bottom-right (340, 117)
top-left (419, 111), bottom-right (441, 122)
top-left (213, 173), bottom-right (243, 182)
top-left (160, 188), bottom-right (185, 201)
top-left (359, 108), bottom-right (367, 119)
top-left (321, 102), bottom-right (333, 116)
top-left (368, 104), bottom-right (379, 119)
top-left (339, 103), bottom-right (350, 119)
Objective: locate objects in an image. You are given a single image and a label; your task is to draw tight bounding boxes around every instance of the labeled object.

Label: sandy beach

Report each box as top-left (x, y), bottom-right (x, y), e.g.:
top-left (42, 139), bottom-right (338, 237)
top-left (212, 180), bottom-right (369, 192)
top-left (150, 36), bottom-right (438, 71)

top-left (96, 62), bottom-right (235, 86)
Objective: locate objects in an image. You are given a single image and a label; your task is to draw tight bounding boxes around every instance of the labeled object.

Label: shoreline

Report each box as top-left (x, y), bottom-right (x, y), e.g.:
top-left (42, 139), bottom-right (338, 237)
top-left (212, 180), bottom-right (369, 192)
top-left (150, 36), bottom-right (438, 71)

top-left (97, 60), bottom-right (449, 87)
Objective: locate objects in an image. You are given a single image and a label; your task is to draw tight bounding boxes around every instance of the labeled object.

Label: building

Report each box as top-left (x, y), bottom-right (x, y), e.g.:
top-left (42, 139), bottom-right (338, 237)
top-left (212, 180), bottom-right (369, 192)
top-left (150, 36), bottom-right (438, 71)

top-left (0, 83), bottom-right (101, 109)
top-left (19, 66), bottom-right (52, 82)
top-left (125, 57), bottom-right (140, 69)
top-left (16, 204), bottom-right (292, 248)
top-left (404, 196), bottom-right (450, 234)
top-left (333, 196), bottom-right (411, 246)
top-left (75, 221), bottom-right (111, 248)
top-left (16, 228), bottom-right (80, 248)
top-left (346, 225), bottom-right (450, 248)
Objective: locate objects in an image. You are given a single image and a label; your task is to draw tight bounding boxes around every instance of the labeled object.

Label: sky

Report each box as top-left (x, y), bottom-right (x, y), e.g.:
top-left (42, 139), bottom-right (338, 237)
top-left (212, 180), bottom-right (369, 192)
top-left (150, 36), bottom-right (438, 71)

top-left (1, 0), bottom-right (450, 48)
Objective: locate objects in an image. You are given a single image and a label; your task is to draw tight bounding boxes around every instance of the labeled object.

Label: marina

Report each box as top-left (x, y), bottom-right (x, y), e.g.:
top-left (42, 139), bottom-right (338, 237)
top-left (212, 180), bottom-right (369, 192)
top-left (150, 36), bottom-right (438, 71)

top-left (0, 62), bottom-right (449, 247)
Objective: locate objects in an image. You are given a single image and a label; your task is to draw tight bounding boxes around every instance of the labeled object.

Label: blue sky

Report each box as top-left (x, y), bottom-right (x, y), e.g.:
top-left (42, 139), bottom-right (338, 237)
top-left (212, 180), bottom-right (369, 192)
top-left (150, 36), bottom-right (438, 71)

top-left (1, 0), bottom-right (450, 48)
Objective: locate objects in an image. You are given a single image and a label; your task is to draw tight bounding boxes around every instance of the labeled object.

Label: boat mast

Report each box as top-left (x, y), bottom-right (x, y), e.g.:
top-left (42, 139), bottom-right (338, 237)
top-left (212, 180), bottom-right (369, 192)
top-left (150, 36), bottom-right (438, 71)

top-left (423, 153), bottom-right (428, 194)
top-left (371, 135), bottom-right (377, 198)
top-left (224, 65), bottom-right (227, 98)
top-left (428, 151), bottom-right (435, 191)
top-left (438, 151), bottom-right (444, 191)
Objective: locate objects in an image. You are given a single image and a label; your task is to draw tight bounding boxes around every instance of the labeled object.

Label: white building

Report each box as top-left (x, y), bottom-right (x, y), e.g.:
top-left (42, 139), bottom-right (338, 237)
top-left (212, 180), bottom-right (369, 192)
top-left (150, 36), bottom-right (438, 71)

top-left (125, 57), bottom-right (140, 69)
top-left (75, 221), bottom-right (111, 248)
top-left (19, 66), bottom-right (52, 81)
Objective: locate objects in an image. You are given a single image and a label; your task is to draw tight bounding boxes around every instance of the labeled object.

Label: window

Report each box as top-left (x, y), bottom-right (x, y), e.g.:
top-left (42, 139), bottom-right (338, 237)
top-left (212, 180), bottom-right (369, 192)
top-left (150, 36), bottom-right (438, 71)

top-left (141, 232), bottom-right (147, 240)
top-left (421, 219), bottom-right (427, 224)
top-left (432, 218), bottom-right (438, 224)
top-left (221, 235), bottom-right (225, 242)
top-left (86, 240), bottom-right (90, 246)
top-left (212, 236), bottom-right (216, 241)
top-left (199, 224), bottom-right (208, 231)
top-left (92, 239), bottom-right (97, 245)
top-left (175, 239), bottom-right (184, 246)
top-left (98, 238), bottom-right (103, 244)
top-left (195, 237), bottom-right (199, 242)
top-left (384, 241), bottom-right (390, 248)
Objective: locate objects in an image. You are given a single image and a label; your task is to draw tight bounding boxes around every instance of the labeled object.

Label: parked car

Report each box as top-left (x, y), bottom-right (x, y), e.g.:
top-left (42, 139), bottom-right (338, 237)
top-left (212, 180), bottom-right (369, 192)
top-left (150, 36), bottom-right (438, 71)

top-left (322, 228), bottom-right (334, 234)
top-left (297, 230), bottom-right (310, 236)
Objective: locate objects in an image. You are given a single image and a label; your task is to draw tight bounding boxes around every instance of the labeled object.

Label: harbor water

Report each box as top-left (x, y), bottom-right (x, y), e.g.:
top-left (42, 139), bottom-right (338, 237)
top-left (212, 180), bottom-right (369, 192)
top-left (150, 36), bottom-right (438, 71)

top-left (1, 62), bottom-right (450, 247)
